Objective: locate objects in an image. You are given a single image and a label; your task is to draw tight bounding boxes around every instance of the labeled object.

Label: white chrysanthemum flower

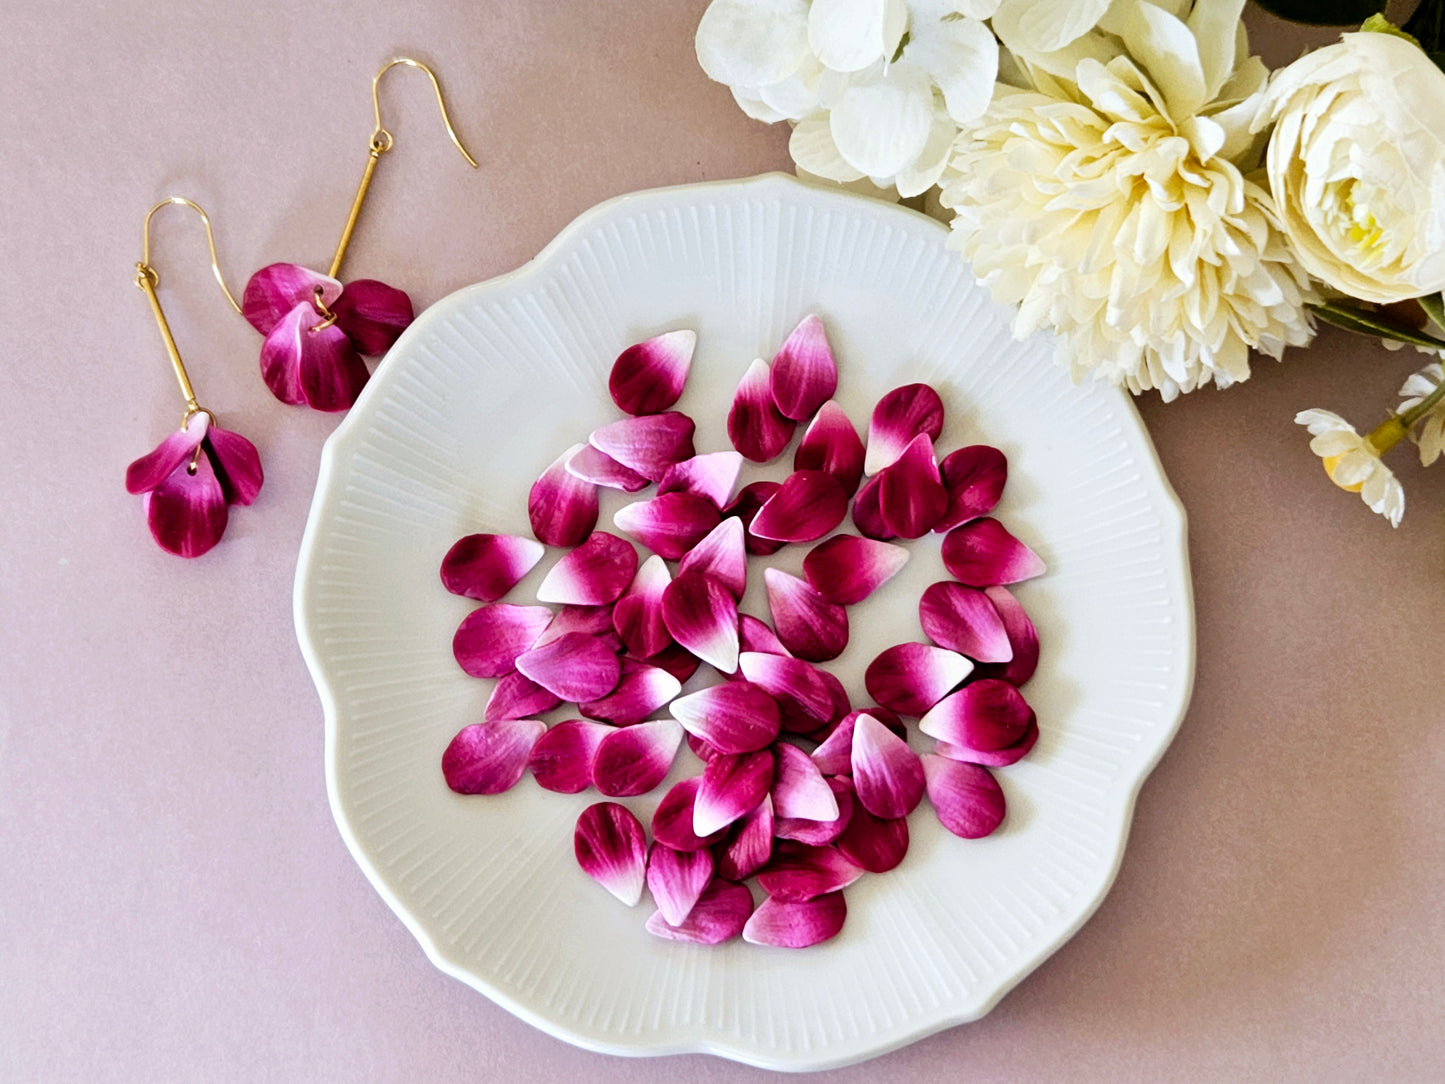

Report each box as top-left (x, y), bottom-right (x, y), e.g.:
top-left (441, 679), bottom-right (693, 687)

top-left (938, 0), bottom-right (1317, 400)
top-left (1296, 409), bottom-right (1405, 527)
top-left (1398, 362), bottom-right (1445, 466)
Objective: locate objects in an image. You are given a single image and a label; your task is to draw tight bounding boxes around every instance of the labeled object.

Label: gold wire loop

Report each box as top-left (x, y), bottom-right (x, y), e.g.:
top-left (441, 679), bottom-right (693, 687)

top-left (308, 285), bottom-right (339, 333)
top-left (138, 196), bottom-right (243, 314)
top-left (370, 57), bottom-right (479, 168)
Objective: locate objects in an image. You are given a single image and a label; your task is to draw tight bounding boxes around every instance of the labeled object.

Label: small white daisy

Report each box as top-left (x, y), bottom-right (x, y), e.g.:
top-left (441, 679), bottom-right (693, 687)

top-left (1295, 409), bottom-right (1405, 527)
top-left (1397, 362), bottom-right (1445, 467)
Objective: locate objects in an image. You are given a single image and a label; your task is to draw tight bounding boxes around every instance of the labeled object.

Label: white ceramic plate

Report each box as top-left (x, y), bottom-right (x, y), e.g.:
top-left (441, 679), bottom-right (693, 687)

top-left (295, 173), bottom-right (1194, 1071)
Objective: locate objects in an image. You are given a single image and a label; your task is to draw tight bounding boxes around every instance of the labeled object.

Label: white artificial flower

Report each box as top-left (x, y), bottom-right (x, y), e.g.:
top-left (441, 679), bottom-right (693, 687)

top-left (1260, 31), bottom-right (1445, 305)
top-left (1398, 362), bottom-right (1445, 466)
top-left (1295, 409), bottom-right (1405, 526)
top-left (938, 0), bottom-right (1316, 401)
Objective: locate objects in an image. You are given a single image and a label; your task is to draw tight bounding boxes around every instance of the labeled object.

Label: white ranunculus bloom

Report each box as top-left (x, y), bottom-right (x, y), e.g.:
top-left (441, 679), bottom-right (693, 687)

top-left (1261, 32), bottom-right (1445, 305)
top-left (1295, 409), bottom-right (1405, 526)
top-left (938, 0), bottom-right (1316, 400)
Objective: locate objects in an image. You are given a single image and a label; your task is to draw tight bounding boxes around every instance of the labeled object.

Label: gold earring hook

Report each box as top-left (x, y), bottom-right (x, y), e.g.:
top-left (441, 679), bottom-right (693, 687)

top-left (327, 57), bottom-right (479, 280)
top-left (134, 196), bottom-right (240, 427)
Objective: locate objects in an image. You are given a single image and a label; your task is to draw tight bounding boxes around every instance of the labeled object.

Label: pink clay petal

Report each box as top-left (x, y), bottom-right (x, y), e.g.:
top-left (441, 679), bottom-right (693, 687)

top-left (646, 844), bottom-right (715, 926)
top-left (771, 743), bottom-right (839, 821)
top-left (865, 382), bottom-right (945, 475)
top-left (835, 799), bottom-right (909, 873)
top-left (535, 531), bottom-right (638, 606)
top-left (125, 421), bottom-right (207, 495)
top-left (936, 715), bottom-right (1039, 766)
top-left (442, 719), bottom-right (546, 795)
top-left (794, 400), bottom-right (865, 496)
top-left (453, 603), bottom-right (554, 679)
top-left (529, 444), bottom-right (600, 548)
top-left (738, 652), bottom-right (837, 730)
top-left (769, 314), bottom-right (838, 421)
top-left (659, 450), bottom-right (744, 510)
top-left (645, 879), bottom-right (753, 945)
top-left (811, 713), bottom-right (857, 777)
top-left (941, 518), bottom-right (1047, 586)
top-left (850, 473), bottom-right (896, 540)
top-left (764, 568), bottom-right (849, 663)
top-left (749, 470), bottom-right (849, 543)
top-left (142, 451), bottom-right (229, 558)
top-left (608, 329), bottom-right (696, 415)
top-left (695, 749), bottom-right (774, 837)
top-left (204, 425), bottom-right (264, 507)
top-left (644, 642), bottom-right (701, 684)
top-left (669, 681), bottom-right (781, 754)
top-left (977, 585), bottom-right (1040, 685)
top-left (241, 263), bottom-right (341, 336)
top-left (728, 358), bottom-right (795, 462)
top-left (612, 554), bottom-right (672, 658)
top-left (652, 776), bottom-right (726, 851)
top-left (528, 719), bottom-right (611, 793)
top-left (719, 480), bottom-right (785, 556)
top-left (484, 672), bottom-right (562, 721)
top-left (713, 795), bottom-right (774, 880)
top-left (589, 411), bottom-right (696, 481)
top-left (533, 604), bottom-right (620, 651)
top-left (936, 445), bottom-right (1008, 532)
top-left (574, 802), bottom-right (649, 906)
top-left (441, 533), bottom-right (546, 601)
top-left (613, 492), bottom-right (721, 560)
top-left (851, 713), bottom-right (925, 819)
top-left (592, 719), bottom-right (683, 798)
top-left (775, 779), bottom-right (854, 845)
top-left (742, 891), bottom-right (847, 948)
top-left (514, 631), bottom-right (622, 702)
top-left (864, 643), bottom-right (973, 716)
top-left (878, 433), bottom-right (948, 539)
top-left (738, 614), bottom-right (791, 657)
top-left (918, 678), bottom-right (1032, 750)
top-left (580, 659), bottom-right (682, 725)
top-left (661, 571), bottom-right (740, 674)
top-left (564, 444), bottom-right (650, 492)
top-left (803, 534), bottom-right (909, 605)
top-left (295, 312), bottom-right (369, 411)
top-left (331, 278), bottom-right (414, 356)
top-left (757, 842), bottom-right (863, 901)
top-left (678, 517), bottom-right (747, 598)
top-left (919, 581), bottom-right (1013, 663)
top-left (922, 755), bottom-right (1006, 838)
top-left (685, 732), bottom-right (723, 763)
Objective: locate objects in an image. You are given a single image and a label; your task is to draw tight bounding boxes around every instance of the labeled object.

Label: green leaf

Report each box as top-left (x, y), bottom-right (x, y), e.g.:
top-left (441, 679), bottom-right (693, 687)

top-left (1419, 293), bottom-right (1445, 333)
top-left (1251, 0), bottom-right (1384, 25)
top-left (1309, 302), bottom-right (1445, 350)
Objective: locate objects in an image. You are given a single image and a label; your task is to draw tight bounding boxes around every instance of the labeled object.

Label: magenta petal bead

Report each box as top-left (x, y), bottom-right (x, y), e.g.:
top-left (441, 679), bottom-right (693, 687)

top-left (204, 424), bottom-right (264, 507)
top-left (728, 358), bottom-right (795, 462)
top-left (441, 533), bottom-right (545, 602)
top-left (695, 749), bottom-right (774, 837)
top-left (529, 444), bottom-right (600, 548)
top-left (452, 603), bottom-right (553, 679)
top-left (851, 713), bottom-right (925, 819)
top-left (922, 755), bottom-right (1006, 838)
top-left (865, 382), bottom-right (945, 475)
top-left (714, 795), bottom-right (774, 880)
top-left (771, 743), bottom-right (839, 822)
top-left (142, 447), bottom-right (229, 558)
top-left (442, 719), bottom-right (546, 795)
top-left (645, 879), bottom-right (753, 945)
top-left (590, 412), bottom-right (696, 482)
top-left (260, 302), bottom-right (369, 411)
top-left (749, 470), bottom-right (848, 543)
top-left (536, 531), bottom-right (638, 606)
top-left (864, 643), bottom-right (973, 716)
top-left (564, 444), bottom-right (650, 492)
top-left (941, 518), bottom-right (1047, 586)
top-left (652, 777), bottom-right (726, 852)
top-left (592, 719), bottom-right (683, 798)
top-left (678, 517), bottom-right (747, 598)
top-left (850, 472), bottom-right (895, 540)
top-left (878, 433), bottom-right (948, 539)
top-left (608, 329), bottom-right (696, 415)
top-left (835, 797), bottom-right (909, 873)
top-left (579, 658), bottom-right (681, 726)
top-left (612, 554), bottom-right (673, 658)
top-left (764, 569), bottom-right (848, 663)
top-left (919, 581), bottom-right (1013, 663)
top-left (977, 585), bottom-right (1040, 685)
top-left (242, 263), bottom-right (341, 336)
top-left (659, 450), bottom-right (743, 510)
top-left (757, 842), bottom-right (863, 902)
top-left (919, 678), bottom-right (1032, 750)
top-left (331, 278), bottom-right (414, 356)
top-left (515, 631), bottom-right (622, 702)
top-left (742, 891), bottom-right (847, 948)
top-left (646, 844), bottom-right (715, 926)
top-left (769, 315), bottom-right (838, 421)
top-left (670, 681), bottom-right (781, 754)
top-left (936, 445), bottom-right (1008, 532)
top-left (575, 802), bottom-right (649, 905)
top-left (613, 492), bottom-right (721, 560)
top-left (803, 534), bottom-right (909, 604)
top-left (484, 672), bottom-right (562, 721)
top-left (661, 571), bottom-right (740, 674)
top-left (528, 719), bottom-right (611, 793)
top-left (794, 400), bottom-right (865, 496)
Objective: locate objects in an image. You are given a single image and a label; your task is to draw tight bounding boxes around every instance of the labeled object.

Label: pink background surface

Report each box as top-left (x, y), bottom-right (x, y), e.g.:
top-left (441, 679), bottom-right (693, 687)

top-left (3, 2), bottom-right (1443, 1080)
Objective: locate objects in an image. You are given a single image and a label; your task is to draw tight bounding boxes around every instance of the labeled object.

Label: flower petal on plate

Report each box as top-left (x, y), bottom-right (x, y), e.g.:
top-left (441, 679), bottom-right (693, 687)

top-left (442, 719), bottom-right (546, 795)
top-left (772, 743), bottom-right (839, 821)
top-left (764, 568), bottom-right (848, 662)
top-left (613, 492), bottom-right (722, 560)
top-left (723, 480), bottom-right (788, 556)
top-left (574, 802), bottom-right (649, 906)
top-left (770, 314), bottom-right (838, 421)
top-left (529, 444), bottom-right (600, 548)
top-left (919, 581), bottom-right (1012, 662)
top-left (653, 776), bottom-right (727, 851)
top-left (936, 715), bottom-right (1039, 767)
top-left (919, 678), bottom-right (1032, 750)
top-left (331, 278), bottom-right (414, 356)
top-left (727, 358), bottom-right (796, 462)
top-left (935, 445), bottom-right (1007, 531)
top-left (125, 421), bottom-right (207, 495)
top-left (864, 643), bottom-right (973, 716)
top-left (661, 571), bottom-right (740, 674)
top-left (533, 604), bottom-right (621, 652)
top-left (976, 585), bottom-right (1039, 686)
top-left (749, 470), bottom-right (848, 543)
top-left (241, 263), bottom-right (340, 336)
top-left (580, 658), bottom-right (681, 726)
top-left (484, 671), bottom-right (562, 721)
top-left (646, 844), bottom-right (715, 926)
top-left (643, 641), bottom-right (701, 684)
top-left (835, 796), bottom-right (909, 873)
top-left (757, 841), bottom-right (864, 901)
top-left (738, 614), bottom-right (791, 657)
top-left (922, 755), bottom-right (1006, 838)
top-left (515, 631), bottom-right (622, 702)
top-left (670, 681), bottom-right (781, 754)
top-left (564, 444), bottom-right (650, 492)
top-left (528, 718), bottom-right (611, 793)
top-left (864, 382), bottom-right (945, 475)
top-left (850, 472), bottom-right (895, 540)
top-left (695, 749), bottom-right (774, 837)
top-left (794, 400), bottom-right (865, 495)
top-left (941, 518), bottom-right (1046, 586)
top-left (775, 778), bottom-right (854, 845)
top-left (678, 517), bottom-right (747, 598)
top-left (204, 425), bottom-right (264, 507)
top-left (645, 878), bottom-right (753, 945)
top-left (441, 533), bottom-right (546, 602)
top-left (803, 534), bottom-right (908, 604)
top-left (743, 890), bottom-right (847, 948)
top-left (608, 329), bottom-right (696, 415)
top-left (659, 450), bottom-right (743, 510)
top-left (809, 706), bottom-right (905, 774)
top-left (878, 433), bottom-right (948, 539)
top-left (452, 603), bottom-right (553, 679)
top-left (851, 712), bottom-right (925, 818)
top-left (612, 554), bottom-right (672, 658)
top-left (738, 652), bottom-right (837, 731)
top-left (592, 719), bottom-right (684, 798)
top-left (590, 411), bottom-right (696, 482)
top-left (713, 794), bottom-right (775, 880)
top-left (535, 531), bottom-right (638, 606)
